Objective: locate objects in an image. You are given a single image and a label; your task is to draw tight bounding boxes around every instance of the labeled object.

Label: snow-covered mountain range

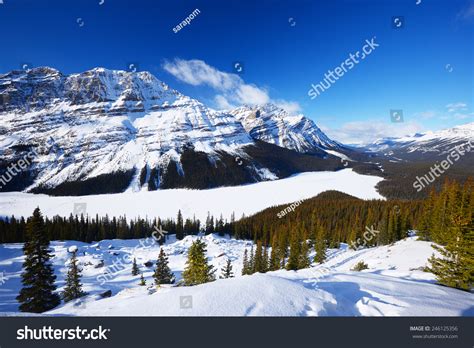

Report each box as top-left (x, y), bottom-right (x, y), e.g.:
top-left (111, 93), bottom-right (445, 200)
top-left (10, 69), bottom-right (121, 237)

top-left (367, 122), bottom-right (474, 160)
top-left (0, 67), bottom-right (346, 195)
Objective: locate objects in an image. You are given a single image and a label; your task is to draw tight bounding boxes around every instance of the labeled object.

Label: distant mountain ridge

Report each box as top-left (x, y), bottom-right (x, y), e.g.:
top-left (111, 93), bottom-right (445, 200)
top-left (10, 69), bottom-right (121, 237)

top-left (366, 122), bottom-right (474, 161)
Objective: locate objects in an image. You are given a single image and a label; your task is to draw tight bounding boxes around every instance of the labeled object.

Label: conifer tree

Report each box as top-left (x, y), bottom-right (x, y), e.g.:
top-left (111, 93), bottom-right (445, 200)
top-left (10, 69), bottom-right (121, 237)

top-left (220, 258), bottom-right (234, 278)
top-left (418, 189), bottom-right (436, 240)
top-left (286, 229), bottom-right (301, 271)
top-left (253, 241), bottom-right (264, 273)
top-left (262, 246), bottom-right (269, 273)
top-left (242, 249), bottom-right (249, 275)
top-left (153, 248), bottom-right (175, 285)
top-left (298, 239), bottom-right (311, 269)
top-left (17, 208), bottom-right (61, 313)
top-left (314, 221), bottom-right (327, 264)
top-left (131, 257), bottom-right (139, 276)
top-left (269, 235), bottom-right (281, 271)
top-left (429, 199), bottom-right (473, 289)
top-left (63, 249), bottom-right (86, 302)
top-left (205, 213), bottom-right (214, 234)
top-left (182, 239), bottom-right (216, 285)
top-left (249, 245), bottom-right (255, 274)
top-left (139, 272), bottom-right (146, 286)
top-left (176, 210), bottom-right (184, 240)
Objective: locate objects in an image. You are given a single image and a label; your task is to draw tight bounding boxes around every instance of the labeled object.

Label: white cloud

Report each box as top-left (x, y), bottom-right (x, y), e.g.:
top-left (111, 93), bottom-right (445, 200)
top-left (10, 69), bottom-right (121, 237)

top-left (453, 112), bottom-right (474, 120)
top-left (214, 95), bottom-right (235, 110)
top-left (235, 84), bottom-right (270, 105)
top-left (446, 102), bottom-right (468, 113)
top-left (163, 59), bottom-right (238, 90)
top-left (323, 120), bottom-right (424, 145)
top-left (163, 58), bottom-right (300, 113)
top-left (273, 100), bottom-right (302, 114)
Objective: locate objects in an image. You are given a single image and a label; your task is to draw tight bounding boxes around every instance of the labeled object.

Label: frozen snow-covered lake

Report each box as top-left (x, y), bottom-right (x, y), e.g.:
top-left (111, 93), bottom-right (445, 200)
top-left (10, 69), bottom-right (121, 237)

top-left (0, 169), bottom-right (384, 221)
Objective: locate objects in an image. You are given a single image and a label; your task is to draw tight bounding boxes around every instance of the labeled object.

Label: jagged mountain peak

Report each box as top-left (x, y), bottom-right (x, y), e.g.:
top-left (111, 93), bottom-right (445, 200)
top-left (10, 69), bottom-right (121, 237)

top-left (229, 103), bottom-right (341, 154)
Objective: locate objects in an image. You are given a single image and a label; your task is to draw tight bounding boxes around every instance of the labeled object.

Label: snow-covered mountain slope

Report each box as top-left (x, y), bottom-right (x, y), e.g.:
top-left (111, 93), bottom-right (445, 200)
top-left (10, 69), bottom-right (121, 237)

top-left (0, 67), bottom-right (344, 195)
top-left (229, 103), bottom-right (342, 154)
top-left (1, 234), bottom-right (472, 316)
top-left (367, 122), bottom-right (474, 159)
top-left (0, 169), bottom-right (384, 222)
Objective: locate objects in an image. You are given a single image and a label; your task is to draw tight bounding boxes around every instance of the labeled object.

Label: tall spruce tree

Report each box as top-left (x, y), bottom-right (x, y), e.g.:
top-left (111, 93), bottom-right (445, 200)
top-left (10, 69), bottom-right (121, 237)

top-left (242, 249), bottom-right (250, 275)
top-left (131, 257), bottom-right (139, 276)
top-left (298, 239), bottom-right (311, 269)
top-left (253, 241), bottom-right (265, 273)
top-left (182, 239), bottom-right (216, 285)
top-left (269, 235), bottom-right (281, 271)
top-left (262, 246), bottom-right (269, 273)
top-left (176, 210), bottom-right (184, 240)
top-left (63, 249), bottom-right (85, 302)
top-left (286, 229), bottom-right (302, 271)
top-left (17, 208), bottom-right (61, 313)
top-left (153, 248), bottom-right (175, 285)
top-left (220, 258), bottom-right (234, 278)
top-left (314, 221), bottom-right (327, 264)
top-left (249, 245), bottom-right (255, 274)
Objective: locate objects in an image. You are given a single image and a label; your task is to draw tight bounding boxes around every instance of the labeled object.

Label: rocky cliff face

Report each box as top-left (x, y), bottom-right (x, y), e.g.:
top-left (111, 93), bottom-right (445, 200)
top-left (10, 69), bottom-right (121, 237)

top-left (229, 103), bottom-right (342, 154)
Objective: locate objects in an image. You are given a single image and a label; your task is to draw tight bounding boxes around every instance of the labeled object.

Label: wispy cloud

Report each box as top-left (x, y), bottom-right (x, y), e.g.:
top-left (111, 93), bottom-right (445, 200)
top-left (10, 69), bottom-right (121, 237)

top-left (445, 102), bottom-right (473, 120)
top-left (163, 58), bottom-right (300, 113)
top-left (322, 120), bottom-right (424, 145)
top-left (413, 103), bottom-right (472, 122)
top-left (456, 1), bottom-right (474, 20)
top-left (446, 102), bottom-right (468, 113)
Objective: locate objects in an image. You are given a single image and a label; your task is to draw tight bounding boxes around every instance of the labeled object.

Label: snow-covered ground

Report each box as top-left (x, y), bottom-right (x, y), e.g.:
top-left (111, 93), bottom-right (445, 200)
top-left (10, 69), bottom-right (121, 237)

top-left (0, 169), bottom-right (384, 221)
top-left (0, 234), bottom-right (472, 316)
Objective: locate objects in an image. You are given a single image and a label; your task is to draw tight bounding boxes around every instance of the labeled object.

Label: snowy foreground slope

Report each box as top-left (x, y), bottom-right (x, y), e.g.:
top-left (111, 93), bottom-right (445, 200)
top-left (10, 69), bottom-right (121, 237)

top-left (0, 234), bottom-right (472, 316)
top-left (0, 169), bottom-right (383, 221)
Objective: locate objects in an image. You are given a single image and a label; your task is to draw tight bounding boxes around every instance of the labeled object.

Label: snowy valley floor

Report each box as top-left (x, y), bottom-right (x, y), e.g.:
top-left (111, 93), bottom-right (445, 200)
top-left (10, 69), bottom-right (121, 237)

top-left (0, 169), bottom-right (383, 222)
top-left (0, 234), bottom-right (473, 316)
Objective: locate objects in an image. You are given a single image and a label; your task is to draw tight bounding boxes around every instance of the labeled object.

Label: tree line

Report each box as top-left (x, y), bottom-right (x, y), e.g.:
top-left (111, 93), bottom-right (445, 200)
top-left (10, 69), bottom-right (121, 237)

top-left (232, 190), bottom-right (424, 249)
top-left (0, 210), bottom-right (233, 244)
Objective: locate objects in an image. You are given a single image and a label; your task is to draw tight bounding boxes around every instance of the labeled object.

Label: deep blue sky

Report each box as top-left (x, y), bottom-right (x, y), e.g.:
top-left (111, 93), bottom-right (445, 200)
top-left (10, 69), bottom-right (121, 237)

top-left (1, 0), bottom-right (473, 143)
